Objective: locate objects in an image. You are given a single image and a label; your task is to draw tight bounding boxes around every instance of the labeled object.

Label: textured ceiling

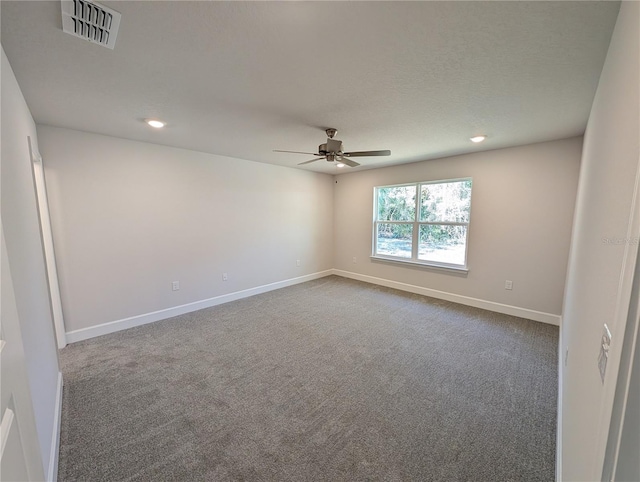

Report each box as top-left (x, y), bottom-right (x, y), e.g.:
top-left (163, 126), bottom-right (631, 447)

top-left (1, 1), bottom-right (620, 173)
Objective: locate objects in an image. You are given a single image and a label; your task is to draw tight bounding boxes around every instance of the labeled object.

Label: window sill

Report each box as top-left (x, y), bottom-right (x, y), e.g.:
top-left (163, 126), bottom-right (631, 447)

top-left (370, 255), bottom-right (469, 275)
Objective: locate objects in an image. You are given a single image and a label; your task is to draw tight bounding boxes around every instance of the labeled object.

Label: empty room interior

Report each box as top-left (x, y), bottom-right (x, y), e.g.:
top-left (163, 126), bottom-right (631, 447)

top-left (1, 1), bottom-right (639, 481)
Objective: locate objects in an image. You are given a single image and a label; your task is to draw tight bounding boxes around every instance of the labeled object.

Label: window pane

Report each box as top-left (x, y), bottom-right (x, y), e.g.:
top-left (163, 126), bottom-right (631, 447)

top-left (418, 225), bottom-right (467, 265)
top-left (420, 180), bottom-right (472, 222)
top-left (376, 223), bottom-right (413, 258)
top-left (377, 185), bottom-right (416, 221)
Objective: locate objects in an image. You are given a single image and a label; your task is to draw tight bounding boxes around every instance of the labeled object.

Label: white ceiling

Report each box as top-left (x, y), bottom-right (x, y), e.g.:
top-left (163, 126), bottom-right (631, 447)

top-left (1, 1), bottom-right (620, 173)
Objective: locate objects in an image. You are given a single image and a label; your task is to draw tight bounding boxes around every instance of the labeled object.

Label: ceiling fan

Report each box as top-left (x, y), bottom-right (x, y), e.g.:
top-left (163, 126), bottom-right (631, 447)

top-left (274, 128), bottom-right (391, 167)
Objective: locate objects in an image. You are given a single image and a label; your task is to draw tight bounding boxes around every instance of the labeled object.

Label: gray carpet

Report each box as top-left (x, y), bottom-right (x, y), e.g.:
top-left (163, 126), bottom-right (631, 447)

top-left (58, 276), bottom-right (558, 481)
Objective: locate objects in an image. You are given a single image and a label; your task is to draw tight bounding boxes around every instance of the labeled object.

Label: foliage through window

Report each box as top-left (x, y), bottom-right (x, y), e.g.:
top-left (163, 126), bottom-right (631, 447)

top-left (374, 179), bottom-right (472, 268)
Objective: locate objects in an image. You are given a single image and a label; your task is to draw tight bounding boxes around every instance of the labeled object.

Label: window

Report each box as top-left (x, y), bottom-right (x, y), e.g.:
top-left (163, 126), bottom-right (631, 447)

top-left (373, 178), bottom-right (472, 269)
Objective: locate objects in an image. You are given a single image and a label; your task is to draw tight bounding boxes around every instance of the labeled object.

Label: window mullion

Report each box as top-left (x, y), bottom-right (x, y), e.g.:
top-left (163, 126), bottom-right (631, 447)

top-left (420, 221), bottom-right (468, 227)
top-left (412, 183), bottom-right (420, 260)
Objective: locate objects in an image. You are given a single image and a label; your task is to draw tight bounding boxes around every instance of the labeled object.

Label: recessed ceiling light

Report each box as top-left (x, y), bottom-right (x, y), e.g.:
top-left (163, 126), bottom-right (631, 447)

top-left (336, 163), bottom-right (345, 168)
top-left (146, 119), bottom-right (165, 128)
top-left (470, 135), bottom-right (486, 143)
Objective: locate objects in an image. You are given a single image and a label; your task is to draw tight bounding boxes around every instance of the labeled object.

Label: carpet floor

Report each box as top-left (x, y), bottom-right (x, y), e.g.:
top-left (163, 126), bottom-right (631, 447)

top-left (58, 276), bottom-right (558, 481)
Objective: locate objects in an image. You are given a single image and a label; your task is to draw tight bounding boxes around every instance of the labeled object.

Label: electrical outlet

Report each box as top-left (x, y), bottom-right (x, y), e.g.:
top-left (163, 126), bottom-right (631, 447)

top-left (353, 256), bottom-right (357, 264)
top-left (296, 259), bottom-right (301, 267)
top-left (222, 273), bottom-right (228, 281)
top-left (172, 281), bottom-right (180, 291)
top-left (505, 280), bottom-right (513, 290)
top-left (598, 324), bottom-right (612, 383)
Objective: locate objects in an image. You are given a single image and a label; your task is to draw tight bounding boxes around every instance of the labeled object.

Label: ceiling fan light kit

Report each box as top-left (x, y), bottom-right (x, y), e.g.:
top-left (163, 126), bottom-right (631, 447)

top-left (274, 128), bottom-right (391, 168)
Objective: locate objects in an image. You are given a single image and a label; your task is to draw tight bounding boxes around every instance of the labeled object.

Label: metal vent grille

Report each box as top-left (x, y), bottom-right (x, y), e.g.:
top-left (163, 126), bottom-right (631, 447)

top-left (61, 0), bottom-right (121, 49)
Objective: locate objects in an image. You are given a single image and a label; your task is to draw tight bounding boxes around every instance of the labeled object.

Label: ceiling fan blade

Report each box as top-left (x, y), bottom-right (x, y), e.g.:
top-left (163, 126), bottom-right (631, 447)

top-left (339, 157), bottom-right (360, 168)
top-left (274, 150), bottom-right (320, 155)
top-left (343, 150), bottom-right (391, 157)
top-left (298, 158), bottom-right (324, 165)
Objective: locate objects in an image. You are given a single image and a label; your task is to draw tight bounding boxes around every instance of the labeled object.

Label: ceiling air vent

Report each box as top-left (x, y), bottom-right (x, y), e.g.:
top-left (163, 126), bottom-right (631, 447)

top-left (61, 0), bottom-right (121, 49)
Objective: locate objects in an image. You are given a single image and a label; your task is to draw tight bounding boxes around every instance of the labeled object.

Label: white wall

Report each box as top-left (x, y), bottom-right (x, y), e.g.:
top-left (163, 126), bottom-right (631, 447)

top-left (561, 2), bottom-right (640, 481)
top-left (334, 138), bottom-right (581, 318)
top-left (37, 126), bottom-right (334, 334)
top-left (1, 47), bottom-right (61, 478)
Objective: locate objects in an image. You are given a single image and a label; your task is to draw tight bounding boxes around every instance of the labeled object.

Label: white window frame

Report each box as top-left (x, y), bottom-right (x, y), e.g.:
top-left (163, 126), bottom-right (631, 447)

top-left (371, 178), bottom-right (472, 272)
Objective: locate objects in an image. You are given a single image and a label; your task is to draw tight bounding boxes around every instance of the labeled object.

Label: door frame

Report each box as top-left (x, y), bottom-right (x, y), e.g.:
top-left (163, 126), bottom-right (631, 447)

top-left (28, 136), bottom-right (66, 348)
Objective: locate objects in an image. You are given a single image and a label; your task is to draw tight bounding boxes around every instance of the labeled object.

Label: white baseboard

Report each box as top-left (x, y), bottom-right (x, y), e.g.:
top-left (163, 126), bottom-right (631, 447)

top-left (48, 371), bottom-right (63, 482)
top-left (66, 268), bottom-right (560, 343)
top-left (332, 269), bottom-right (561, 326)
top-left (65, 270), bottom-right (334, 343)
top-left (556, 324), bottom-right (564, 482)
